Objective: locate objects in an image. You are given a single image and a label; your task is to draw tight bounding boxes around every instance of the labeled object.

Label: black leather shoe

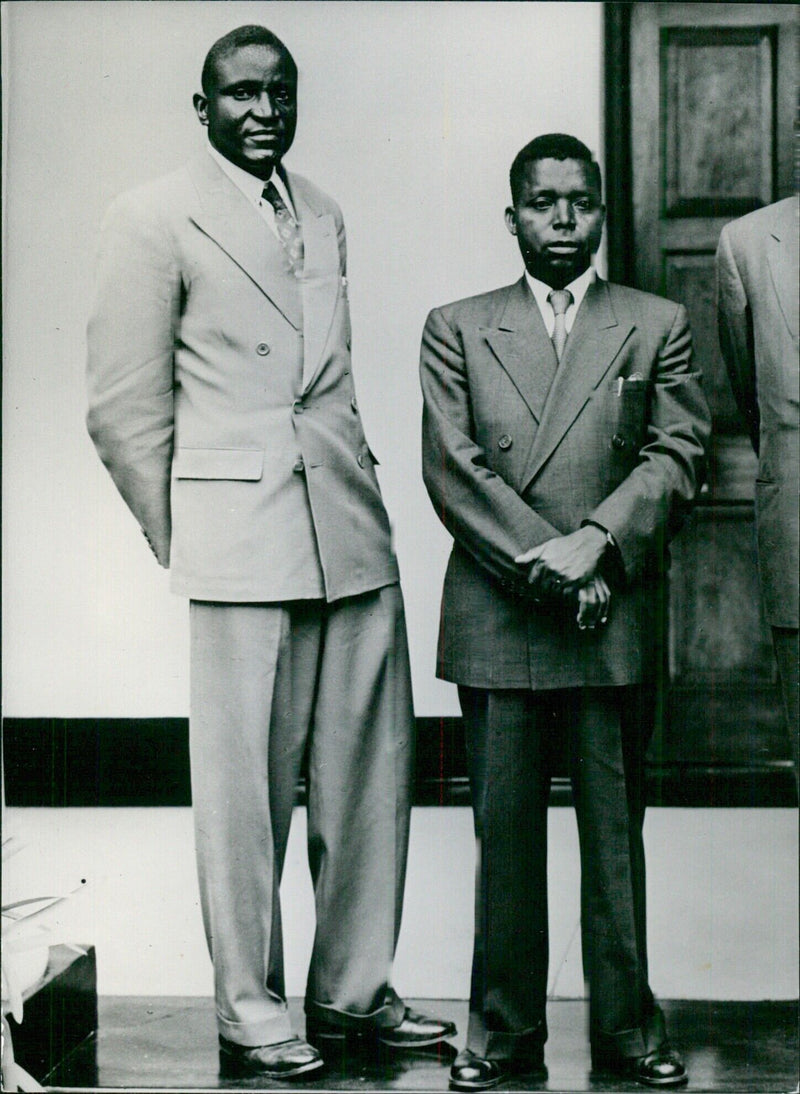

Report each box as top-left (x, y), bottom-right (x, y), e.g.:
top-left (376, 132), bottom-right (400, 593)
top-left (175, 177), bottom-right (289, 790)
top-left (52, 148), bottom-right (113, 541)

top-left (378, 1008), bottom-right (457, 1047)
top-left (450, 1051), bottom-right (506, 1091)
top-left (449, 1048), bottom-right (546, 1092)
top-left (307, 1007), bottom-right (456, 1051)
top-left (219, 1034), bottom-right (324, 1078)
top-left (592, 1046), bottom-right (687, 1088)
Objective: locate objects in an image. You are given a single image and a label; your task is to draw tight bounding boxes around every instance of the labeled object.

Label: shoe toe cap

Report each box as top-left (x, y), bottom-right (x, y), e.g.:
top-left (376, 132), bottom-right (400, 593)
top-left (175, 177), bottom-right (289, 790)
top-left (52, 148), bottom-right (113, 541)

top-left (220, 1035), bottom-right (323, 1077)
top-left (380, 1009), bottom-right (457, 1045)
top-left (450, 1052), bottom-right (504, 1091)
top-left (637, 1049), bottom-right (687, 1086)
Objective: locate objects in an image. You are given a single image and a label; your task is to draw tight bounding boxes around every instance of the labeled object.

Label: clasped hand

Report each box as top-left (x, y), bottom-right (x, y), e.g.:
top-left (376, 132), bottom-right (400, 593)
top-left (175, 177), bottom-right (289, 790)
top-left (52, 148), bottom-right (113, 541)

top-left (514, 526), bottom-right (610, 631)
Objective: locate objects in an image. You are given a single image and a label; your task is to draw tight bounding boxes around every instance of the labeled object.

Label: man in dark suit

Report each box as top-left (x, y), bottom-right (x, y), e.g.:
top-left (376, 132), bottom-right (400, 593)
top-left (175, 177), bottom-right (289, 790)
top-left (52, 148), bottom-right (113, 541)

top-left (87, 24), bottom-right (453, 1080)
top-left (716, 197), bottom-right (799, 791)
top-left (420, 134), bottom-right (710, 1090)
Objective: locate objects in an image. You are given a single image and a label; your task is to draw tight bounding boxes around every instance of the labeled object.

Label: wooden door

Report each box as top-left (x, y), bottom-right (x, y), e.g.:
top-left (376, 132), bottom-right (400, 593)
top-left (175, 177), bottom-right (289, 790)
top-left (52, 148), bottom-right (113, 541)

top-left (619, 3), bottom-right (797, 801)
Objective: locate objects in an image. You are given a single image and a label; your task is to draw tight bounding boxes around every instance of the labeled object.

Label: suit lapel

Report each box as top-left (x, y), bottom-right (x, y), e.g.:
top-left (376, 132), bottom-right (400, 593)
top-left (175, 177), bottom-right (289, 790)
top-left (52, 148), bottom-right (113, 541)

top-left (483, 278), bottom-right (558, 423)
top-left (767, 203), bottom-right (799, 340)
top-left (289, 175), bottom-right (340, 391)
top-left (187, 154), bottom-right (303, 330)
top-left (521, 279), bottom-right (633, 490)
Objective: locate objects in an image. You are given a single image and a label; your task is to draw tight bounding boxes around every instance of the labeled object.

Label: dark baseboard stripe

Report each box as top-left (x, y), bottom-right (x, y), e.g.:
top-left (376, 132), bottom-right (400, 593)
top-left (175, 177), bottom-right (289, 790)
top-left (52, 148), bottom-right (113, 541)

top-left (2, 717), bottom-right (796, 808)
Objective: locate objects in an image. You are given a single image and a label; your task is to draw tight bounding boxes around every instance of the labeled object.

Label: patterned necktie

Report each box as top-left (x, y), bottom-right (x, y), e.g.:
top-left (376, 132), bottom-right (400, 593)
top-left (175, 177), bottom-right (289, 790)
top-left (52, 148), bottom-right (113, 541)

top-left (262, 180), bottom-right (304, 274)
top-left (548, 288), bottom-right (573, 363)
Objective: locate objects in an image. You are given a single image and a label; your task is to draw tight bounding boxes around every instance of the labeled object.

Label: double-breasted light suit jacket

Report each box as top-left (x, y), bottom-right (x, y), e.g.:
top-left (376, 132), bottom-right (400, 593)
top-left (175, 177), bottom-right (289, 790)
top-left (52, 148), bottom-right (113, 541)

top-left (716, 196), bottom-right (799, 629)
top-left (87, 153), bottom-right (398, 603)
top-left (420, 276), bottom-right (710, 690)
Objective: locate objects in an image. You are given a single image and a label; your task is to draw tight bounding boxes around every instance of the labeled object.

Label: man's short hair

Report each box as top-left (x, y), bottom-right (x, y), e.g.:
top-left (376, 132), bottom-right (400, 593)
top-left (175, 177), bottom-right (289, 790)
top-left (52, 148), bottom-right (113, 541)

top-left (201, 25), bottom-right (297, 94)
top-left (509, 134), bottom-right (602, 204)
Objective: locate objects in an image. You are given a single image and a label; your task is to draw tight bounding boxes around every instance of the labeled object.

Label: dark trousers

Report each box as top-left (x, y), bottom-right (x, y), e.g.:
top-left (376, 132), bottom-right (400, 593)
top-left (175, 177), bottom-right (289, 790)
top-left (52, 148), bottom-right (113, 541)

top-left (459, 685), bottom-right (656, 1062)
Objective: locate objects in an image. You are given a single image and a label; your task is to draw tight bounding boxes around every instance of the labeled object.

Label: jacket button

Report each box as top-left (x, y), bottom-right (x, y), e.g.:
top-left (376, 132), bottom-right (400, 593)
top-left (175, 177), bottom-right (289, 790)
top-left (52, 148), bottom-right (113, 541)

top-left (292, 399), bottom-right (304, 414)
top-left (256, 342), bottom-right (270, 356)
top-left (351, 397), bottom-right (358, 414)
top-left (293, 457), bottom-right (305, 473)
top-left (357, 453), bottom-right (365, 468)
top-left (498, 434), bottom-right (512, 450)
top-left (612, 433), bottom-right (627, 450)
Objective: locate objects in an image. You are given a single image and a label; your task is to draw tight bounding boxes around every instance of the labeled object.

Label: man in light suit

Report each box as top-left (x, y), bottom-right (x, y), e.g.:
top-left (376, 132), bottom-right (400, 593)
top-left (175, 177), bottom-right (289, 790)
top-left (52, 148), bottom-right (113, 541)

top-left (716, 197), bottom-right (799, 792)
top-left (87, 25), bottom-right (453, 1079)
top-left (420, 134), bottom-right (709, 1090)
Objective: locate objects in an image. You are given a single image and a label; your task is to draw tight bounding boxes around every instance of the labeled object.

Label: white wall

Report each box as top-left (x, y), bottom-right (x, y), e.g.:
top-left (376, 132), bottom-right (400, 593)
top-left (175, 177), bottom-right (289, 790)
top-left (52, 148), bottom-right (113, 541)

top-left (1, 0), bottom-right (603, 718)
top-left (4, 806), bottom-right (798, 1001)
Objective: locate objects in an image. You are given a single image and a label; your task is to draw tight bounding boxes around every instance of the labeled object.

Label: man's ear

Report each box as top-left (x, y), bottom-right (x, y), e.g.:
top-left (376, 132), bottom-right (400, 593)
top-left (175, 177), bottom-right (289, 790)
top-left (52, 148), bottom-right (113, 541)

top-left (505, 207), bottom-right (518, 236)
top-left (591, 204), bottom-right (607, 253)
top-left (193, 93), bottom-right (209, 126)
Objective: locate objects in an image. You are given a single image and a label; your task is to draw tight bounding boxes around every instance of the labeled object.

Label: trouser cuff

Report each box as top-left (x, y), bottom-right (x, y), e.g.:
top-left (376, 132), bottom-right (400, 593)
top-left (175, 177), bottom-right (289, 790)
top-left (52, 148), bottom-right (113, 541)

top-left (305, 988), bottom-right (406, 1030)
top-left (593, 1025), bottom-right (648, 1059)
top-left (217, 1008), bottom-right (294, 1048)
top-left (469, 1020), bottom-right (547, 1061)
top-left (592, 1004), bottom-right (667, 1060)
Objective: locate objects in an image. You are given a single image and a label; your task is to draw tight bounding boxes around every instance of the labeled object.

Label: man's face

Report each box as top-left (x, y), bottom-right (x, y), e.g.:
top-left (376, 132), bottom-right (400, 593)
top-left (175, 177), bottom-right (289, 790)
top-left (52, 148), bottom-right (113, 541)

top-left (505, 158), bottom-right (605, 288)
top-left (194, 44), bottom-right (297, 179)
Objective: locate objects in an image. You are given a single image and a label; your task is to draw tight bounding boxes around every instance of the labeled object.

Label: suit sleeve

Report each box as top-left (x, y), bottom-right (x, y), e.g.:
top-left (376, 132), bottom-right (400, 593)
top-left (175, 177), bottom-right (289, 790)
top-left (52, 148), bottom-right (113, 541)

top-left (420, 306), bottom-right (561, 587)
top-left (716, 224), bottom-right (759, 451)
top-left (86, 193), bottom-right (180, 567)
top-left (587, 303), bottom-right (710, 580)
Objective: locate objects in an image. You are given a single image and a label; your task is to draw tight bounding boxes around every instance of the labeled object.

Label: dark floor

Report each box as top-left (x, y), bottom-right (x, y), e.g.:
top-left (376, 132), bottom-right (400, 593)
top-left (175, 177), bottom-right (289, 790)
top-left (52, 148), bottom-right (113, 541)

top-left (45, 998), bottom-right (799, 1094)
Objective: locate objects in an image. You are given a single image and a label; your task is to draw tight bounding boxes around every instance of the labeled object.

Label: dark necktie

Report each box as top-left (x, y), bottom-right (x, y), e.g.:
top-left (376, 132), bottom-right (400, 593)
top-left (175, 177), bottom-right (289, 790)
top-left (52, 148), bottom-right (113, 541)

top-left (548, 288), bottom-right (573, 362)
top-left (262, 180), bottom-right (304, 274)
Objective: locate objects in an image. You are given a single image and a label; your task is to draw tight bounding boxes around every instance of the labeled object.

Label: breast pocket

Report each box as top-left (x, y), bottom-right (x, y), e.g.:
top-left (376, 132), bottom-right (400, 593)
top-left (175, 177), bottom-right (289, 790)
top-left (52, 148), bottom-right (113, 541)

top-left (606, 376), bottom-right (651, 457)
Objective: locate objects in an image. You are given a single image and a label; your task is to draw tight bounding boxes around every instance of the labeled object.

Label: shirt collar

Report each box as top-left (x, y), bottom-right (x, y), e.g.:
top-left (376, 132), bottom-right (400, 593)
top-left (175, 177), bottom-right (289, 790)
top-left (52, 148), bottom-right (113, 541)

top-left (525, 264), bottom-right (596, 316)
top-left (206, 141), bottom-right (295, 214)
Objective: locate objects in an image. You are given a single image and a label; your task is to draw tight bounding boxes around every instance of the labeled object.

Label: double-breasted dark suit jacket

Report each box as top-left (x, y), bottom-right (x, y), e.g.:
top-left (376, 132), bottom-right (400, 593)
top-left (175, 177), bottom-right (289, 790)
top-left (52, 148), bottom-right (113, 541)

top-left (421, 276), bottom-right (710, 690)
top-left (87, 152), bottom-right (398, 603)
top-left (716, 196), bottom-right (799, 629)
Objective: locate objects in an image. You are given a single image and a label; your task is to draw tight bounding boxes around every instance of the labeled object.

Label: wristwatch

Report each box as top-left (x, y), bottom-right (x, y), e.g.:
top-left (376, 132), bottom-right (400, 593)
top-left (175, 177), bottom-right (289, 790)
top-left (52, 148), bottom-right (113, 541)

top-left (581, 519), bottom-right (617, 551)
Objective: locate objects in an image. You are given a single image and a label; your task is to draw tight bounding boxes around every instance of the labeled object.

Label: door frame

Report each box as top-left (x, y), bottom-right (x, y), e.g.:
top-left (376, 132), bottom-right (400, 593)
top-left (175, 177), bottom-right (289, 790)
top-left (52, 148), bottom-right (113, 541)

top-left (604, 4), bottom-right (635, 285)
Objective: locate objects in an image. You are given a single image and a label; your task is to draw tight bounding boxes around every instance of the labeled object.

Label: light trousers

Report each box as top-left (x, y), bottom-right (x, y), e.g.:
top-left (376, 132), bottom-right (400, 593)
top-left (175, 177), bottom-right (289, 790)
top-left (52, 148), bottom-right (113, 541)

top-left (189, 585), bottom-right (413, 1046)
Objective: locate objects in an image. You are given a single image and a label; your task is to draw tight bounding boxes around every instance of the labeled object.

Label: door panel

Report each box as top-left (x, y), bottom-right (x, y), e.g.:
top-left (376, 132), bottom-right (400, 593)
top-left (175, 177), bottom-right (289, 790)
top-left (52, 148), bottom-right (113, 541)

top-left (664, 251), bottom-right (747, 436)
top-left (627, 2), bottom-right (797, 783)
top-left (662, 26), bottom-right (776, 218)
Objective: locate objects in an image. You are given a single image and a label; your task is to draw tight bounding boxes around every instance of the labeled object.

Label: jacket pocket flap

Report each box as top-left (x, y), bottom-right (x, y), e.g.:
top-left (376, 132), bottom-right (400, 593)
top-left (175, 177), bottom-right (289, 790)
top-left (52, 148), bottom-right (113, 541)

top-left (173, 448), bottom-right (264, 480)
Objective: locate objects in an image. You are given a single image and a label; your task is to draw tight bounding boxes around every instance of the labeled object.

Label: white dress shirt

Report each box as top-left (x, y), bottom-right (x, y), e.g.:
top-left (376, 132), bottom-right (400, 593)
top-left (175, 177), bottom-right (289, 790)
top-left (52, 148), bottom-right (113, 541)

top-left (525, 265), bottom-right (596, 336)
top-left (207, 141), bottom-right (297, 237)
